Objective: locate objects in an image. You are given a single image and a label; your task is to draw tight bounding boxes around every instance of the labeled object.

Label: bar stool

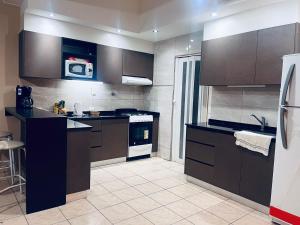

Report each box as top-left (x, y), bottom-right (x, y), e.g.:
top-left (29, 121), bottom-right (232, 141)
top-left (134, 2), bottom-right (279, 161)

top-left (0, 131), bottom-right (15, 184)
top-left (0, 140), bottom-right (26, 194)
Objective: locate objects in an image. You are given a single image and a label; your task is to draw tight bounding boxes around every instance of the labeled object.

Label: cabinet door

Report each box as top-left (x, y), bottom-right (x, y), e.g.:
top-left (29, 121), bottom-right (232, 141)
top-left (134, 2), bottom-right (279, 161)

top-left (101, 119), bottom-right (129, 160)
top-left (214, 134), bottom-right (242, 194)
top-left (19, 31), bottom-right (62, 79)
top-left (123, 50), bottom-right (154, 80)
top-left (152, 117), bottom-right (159, 152)
top-left (67, 130), bottom-right (91, 194)
top-left (255, 24), bottom-right (296, 85)
top-left (201, 31), bottom-right (257, 85)
top-left (225, 31), bottom-right (258, 85)
top-left (200, 38), bottom-right (228, 85)
top-left (239, 142), bottom-right (275, 206)
top-left (97, 45), bottom-right (122, 84)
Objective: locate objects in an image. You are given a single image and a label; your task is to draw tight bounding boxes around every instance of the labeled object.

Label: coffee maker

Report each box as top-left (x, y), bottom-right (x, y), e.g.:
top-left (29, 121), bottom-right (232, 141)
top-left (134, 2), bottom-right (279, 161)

top-left (16, 85), bottom-right (34, 109)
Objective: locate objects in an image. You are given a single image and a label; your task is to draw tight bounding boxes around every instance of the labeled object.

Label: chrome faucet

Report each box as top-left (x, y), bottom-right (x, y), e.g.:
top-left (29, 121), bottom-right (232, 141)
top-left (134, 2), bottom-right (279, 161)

top-left (250, 114), bottom-right (267, 131)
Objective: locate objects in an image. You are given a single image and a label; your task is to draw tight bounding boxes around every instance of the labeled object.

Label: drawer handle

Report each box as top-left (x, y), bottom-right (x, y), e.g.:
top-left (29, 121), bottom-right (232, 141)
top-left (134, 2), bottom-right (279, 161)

top-left (186, 157), bottom-right (214, 167)
top-left (187, 140), bottom-right (215, 148)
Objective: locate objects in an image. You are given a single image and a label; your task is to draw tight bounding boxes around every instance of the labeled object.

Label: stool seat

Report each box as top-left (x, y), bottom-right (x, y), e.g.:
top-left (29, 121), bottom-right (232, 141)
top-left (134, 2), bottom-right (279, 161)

top-left (0, 141), bottom-right (24, 151)
top-left (0, 131), bottom-right (12, 139)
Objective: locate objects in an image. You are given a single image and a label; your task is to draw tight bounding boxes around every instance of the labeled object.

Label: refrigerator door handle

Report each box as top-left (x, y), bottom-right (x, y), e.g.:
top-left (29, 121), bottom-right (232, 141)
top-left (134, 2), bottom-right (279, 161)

top-left (281, 64), bottom-right (295, 106)
top-left (280, 106), bottom-right (288, 149)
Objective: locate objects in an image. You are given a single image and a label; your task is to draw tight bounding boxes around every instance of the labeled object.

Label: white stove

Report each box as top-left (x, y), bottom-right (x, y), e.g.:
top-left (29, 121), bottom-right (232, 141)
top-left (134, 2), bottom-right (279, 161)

top-left (116, 109), bottom-right (153, 158)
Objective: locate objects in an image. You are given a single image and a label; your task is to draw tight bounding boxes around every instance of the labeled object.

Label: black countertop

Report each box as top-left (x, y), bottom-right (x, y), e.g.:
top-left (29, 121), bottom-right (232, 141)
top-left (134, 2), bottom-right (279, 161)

top-left (186, 119), bottom-right (277, 138)
top-left (67, 119), bottom-right (92, 131)
top-left (5, 107), bottom-right (65, 122)
top-left (68, 110), bottom-right (160, 120)
top-left (5, 107), bottom-right (92, 131)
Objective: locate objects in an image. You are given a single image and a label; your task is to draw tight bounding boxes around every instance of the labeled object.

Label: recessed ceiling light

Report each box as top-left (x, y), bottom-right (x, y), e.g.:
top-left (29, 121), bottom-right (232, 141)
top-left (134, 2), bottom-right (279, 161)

top-left (153, 29), bottom-right (159, 33)
top-left (190, 39), bottom-right (194, 42)
top-left (211, 12), bottom-right (218, 17)
top-left (50, 13), bottom-right (54, 17)
top-left (117, 29), bottom-right (121, 33)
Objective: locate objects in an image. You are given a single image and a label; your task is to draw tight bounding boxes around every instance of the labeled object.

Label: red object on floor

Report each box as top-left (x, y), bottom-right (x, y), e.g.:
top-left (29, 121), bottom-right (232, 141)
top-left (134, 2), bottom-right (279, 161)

top-left (270, 206), bottom-right (300, 225)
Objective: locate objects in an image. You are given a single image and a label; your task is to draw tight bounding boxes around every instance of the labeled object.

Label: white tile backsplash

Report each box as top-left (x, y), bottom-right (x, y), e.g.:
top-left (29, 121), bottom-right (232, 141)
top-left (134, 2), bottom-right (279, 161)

top-left (21, 79), bottom-right (145, 112)
top-left (209, 86), bottom-right (280, 127)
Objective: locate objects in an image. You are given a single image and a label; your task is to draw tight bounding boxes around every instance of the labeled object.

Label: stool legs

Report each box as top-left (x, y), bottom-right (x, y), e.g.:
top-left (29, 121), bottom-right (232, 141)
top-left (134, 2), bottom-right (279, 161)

top-left (18, 148), bottom-right (22, 193)
top-left (9, 149), bottom-right (14, 185)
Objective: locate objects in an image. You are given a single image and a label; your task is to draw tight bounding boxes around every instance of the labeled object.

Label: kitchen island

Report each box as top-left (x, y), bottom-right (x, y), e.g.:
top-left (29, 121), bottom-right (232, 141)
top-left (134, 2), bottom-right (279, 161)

top-left (5, 107), bottom-right (91, 214)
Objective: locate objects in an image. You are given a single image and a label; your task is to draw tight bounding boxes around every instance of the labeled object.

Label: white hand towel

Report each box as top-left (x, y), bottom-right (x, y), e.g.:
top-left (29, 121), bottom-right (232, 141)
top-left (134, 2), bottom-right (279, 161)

top-left (234, 131), bottom-right (274, 156)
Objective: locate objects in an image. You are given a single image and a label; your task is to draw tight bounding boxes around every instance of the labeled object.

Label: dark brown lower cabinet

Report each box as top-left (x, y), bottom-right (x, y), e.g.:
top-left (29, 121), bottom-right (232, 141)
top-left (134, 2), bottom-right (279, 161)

top-left (152, 117), bottom-right (159, 152)
top-left (239, 142), bottom-right (275, 206)
top-left (214, 135), bottom-right (242, 195)
top-left (67, 129), bottom-right (91, 194)
top-left (73, 118), bottom-right (129, 162)
top-left (185, 127), bottom-right (275, 206)
top-left (101, 119), bottom-right (129, 160)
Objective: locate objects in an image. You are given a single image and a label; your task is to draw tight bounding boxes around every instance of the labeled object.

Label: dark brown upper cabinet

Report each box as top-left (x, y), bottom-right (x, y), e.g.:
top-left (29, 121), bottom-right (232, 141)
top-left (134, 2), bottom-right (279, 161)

top-left (19, 31), bottom-right (62, 79)
top-left (201, 31), bottom-right (257, 86)
top-left (97, 45), bottom-right (123, 84)
top-left (255, 24), bottom-right (296, 85)
top-left (200, 37), bottom-right (228, 85)
top-left (123, 50), bottom-right (154, 80)
top-left (200, 23), bottom-right (299, 86)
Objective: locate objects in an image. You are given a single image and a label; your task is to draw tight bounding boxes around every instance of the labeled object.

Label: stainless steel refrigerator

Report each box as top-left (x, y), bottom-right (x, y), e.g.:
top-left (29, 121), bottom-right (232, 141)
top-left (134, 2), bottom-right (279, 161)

top-left (270, 54), bottom-right (300, 224)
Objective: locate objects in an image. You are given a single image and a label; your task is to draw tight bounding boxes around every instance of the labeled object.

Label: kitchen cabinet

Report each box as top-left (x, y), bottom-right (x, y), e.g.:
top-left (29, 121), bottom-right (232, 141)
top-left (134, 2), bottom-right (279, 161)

top-left (185, 126), bottom-right (275, 206)
top-left (77, 119), bottom-right (128, 162)
top-left (97, 45), bottom-right (123, 84)
top-left (185, 128), bottom-right (216, 184)
top-left (201, 31), bottom-right (257, 85)
top-left (101, 119), bottom-right (128, 160)
top-left (200, 23), bottom-right (299, 86)
top-left (67, 129), bottom-right (91, 194)
top-left (239, 142), bottom-right (275, 206)
top-left (19, 31), bottom-right (62, 79)
top-left (152, 117), bottom-right (159, 152)
top-left (123, 50), bottom-right (154, 80)
top-left (255, 24), bottom-right (296, 85)
top-left (225, 31), bottom-right (257, 85)
top-left (214, 134), bottom-right (241, 195)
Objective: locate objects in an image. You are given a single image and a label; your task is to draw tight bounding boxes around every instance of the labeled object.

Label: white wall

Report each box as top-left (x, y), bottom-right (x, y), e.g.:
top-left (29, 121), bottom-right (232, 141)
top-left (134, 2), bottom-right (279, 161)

top-left (204, 0), bottom-right (300, 40)
top-left (24, 13), bottom-right (154, 53)
top-left (145, 31), bottom-right (202, 160)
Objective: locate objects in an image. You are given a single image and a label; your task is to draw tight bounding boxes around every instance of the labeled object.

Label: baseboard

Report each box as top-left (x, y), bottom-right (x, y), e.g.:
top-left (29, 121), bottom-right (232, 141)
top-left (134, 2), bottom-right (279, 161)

top-left (91, 157), bottom-right (126, 168)
top-left (66, 190), bottom-right (88, 203)
top-left (187, 176), bottom-right (270, 214)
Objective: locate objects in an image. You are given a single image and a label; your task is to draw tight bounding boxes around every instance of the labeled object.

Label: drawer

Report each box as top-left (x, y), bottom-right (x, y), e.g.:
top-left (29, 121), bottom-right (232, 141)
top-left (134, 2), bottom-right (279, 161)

top-left (186, 141), bottom-right (215, 165)
top-left (90, 131), bottom-right (102, 147)
top-left (186, 128), bottom-right (219, 146)
top-left (90, 147), bottom-right (104, 162)
top-left (185, 158), bottom-right (214, 184)
top-left (81, 120), bottom-right (101, 131)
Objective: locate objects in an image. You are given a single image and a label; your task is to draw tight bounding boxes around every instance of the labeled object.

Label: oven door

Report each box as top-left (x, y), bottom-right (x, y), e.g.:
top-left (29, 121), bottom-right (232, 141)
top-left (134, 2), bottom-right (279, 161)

top-left (129, 122), bottom-right (153, 147)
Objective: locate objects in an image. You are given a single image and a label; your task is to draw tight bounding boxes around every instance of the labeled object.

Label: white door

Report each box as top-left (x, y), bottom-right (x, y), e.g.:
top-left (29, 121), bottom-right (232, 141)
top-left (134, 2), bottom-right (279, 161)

top-left (172, 56), bottom-right (202, 163)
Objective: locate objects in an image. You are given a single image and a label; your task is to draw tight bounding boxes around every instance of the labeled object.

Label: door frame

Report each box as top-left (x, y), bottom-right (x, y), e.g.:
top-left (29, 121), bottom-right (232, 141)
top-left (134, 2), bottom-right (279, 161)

top-left (171, 55), bottom-right (201, 164)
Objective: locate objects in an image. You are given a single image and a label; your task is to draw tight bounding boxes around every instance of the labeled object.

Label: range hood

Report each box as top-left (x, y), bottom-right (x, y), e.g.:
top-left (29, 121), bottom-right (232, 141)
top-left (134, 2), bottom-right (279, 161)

top-left (122, 76), bottom-right (152, 86)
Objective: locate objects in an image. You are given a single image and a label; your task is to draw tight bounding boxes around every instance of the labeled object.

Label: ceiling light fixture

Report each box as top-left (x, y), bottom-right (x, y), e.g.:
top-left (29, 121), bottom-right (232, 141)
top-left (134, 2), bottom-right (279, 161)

top-left (117, 29), bottom-right (121, 33)
top-left (153, 29), bottom-right (159, 33)
top-left (211, 12), bottom-right (218, 17)
top-left (190, 39), bottom-right (194, 42)
top-left (50, 13), bottom-right (54, 17)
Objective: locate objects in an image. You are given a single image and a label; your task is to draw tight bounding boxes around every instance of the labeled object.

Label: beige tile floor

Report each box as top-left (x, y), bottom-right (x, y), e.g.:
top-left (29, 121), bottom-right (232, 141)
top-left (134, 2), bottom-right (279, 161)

top-left (0, 157), bottom-right (275, 225)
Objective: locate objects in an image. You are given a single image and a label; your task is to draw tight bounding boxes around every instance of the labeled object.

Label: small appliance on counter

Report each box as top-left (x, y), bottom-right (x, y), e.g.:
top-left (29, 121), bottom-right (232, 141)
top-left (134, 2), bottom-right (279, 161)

top-left (53, 100), bottom-right (67, 114)
top-left (116, 108), bottom-right (153, 159)
top-left (16, 85), bottom-right (34, 109)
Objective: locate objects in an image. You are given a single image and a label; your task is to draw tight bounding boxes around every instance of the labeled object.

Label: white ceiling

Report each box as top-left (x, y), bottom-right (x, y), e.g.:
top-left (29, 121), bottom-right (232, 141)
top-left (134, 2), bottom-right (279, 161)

top-left (13, 0), bottom-right (287, 42)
